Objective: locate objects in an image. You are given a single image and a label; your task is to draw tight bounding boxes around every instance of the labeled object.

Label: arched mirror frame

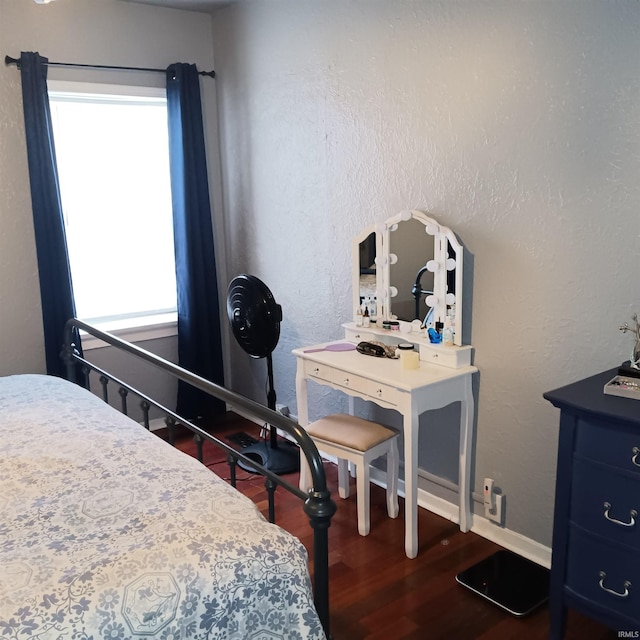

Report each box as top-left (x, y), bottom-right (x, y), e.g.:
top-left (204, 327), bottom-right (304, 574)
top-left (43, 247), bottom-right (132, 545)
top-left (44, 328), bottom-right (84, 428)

top-left (352, 221), bottom-right (386, 320)
top-left (352, 210), bottom-right (464, 346)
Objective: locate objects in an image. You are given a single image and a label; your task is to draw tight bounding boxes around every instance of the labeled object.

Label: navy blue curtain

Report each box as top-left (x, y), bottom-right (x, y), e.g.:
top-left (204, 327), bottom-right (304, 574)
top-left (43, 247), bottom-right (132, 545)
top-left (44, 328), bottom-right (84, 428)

top-left (166, 63), bottom-right (225, 421)
top-left (19, 52), bottom-right (80, 377)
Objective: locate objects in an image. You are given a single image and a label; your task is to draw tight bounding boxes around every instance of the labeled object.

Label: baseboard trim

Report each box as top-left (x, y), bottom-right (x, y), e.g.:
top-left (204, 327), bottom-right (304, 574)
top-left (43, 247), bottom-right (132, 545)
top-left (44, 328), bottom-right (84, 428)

top-left (470, 517), bottom-right (551, 568)
top-left (147, 417), bottom-right (166, 432)
top-left (369, 467), bottom-right (551, 569)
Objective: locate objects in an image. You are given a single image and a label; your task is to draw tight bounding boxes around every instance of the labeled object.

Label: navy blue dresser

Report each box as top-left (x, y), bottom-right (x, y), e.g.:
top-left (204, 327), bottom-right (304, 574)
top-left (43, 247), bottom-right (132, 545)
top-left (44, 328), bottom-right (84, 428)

top-left (544, 369), bottom-right (640, 638)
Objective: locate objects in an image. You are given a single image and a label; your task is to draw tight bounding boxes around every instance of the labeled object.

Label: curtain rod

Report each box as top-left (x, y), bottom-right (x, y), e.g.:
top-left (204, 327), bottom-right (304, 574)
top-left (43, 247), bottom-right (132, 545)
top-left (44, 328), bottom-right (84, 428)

top-left (4, 55), bottom-right (215, 78)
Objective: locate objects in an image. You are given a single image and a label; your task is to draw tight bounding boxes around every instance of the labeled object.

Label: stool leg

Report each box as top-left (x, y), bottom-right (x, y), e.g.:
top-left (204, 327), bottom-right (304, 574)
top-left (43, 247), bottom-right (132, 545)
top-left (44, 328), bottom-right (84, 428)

top-left (387, 438), bottom-right (399, 519)
top-left (299, 450), bottom-right (312, 493)
top-left (356, 460), bottom-right (371, 536)
top-left (337, 458), bottom-right (350, 499)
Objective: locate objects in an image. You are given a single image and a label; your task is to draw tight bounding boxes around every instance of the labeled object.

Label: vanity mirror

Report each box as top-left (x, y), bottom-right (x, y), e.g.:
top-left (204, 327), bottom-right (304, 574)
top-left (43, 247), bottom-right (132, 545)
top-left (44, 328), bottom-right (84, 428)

top-left (352, 210), bottom-right (464, 346)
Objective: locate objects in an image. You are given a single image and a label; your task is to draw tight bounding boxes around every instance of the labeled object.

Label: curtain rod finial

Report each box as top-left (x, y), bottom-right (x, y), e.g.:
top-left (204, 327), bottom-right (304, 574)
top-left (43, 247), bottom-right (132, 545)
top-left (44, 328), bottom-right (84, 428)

top-left (5, 55), bottom-right (20, 68)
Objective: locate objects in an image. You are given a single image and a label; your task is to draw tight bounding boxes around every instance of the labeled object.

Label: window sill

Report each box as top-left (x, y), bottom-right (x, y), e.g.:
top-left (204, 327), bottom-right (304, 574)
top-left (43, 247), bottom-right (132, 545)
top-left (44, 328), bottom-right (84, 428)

top-left (80, 313), bottom-right (177, 351)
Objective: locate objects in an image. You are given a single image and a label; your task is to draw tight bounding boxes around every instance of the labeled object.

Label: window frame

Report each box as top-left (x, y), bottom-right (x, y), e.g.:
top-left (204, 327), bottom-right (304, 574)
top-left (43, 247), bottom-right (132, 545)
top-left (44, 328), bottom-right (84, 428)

top-left (48, 80), bottom-right (177, 350)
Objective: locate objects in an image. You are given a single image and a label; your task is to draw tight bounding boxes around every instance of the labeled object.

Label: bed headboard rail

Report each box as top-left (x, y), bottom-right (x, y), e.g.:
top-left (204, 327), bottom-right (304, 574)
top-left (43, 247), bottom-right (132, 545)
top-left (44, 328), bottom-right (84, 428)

top-left (62, 318), bottom-right (335, 636)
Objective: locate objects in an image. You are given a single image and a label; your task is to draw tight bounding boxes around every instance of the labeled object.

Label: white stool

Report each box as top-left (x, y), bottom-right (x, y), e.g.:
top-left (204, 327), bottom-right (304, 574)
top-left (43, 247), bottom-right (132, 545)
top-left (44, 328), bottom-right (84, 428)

top-left (299, 414), bottom-right (399, 536)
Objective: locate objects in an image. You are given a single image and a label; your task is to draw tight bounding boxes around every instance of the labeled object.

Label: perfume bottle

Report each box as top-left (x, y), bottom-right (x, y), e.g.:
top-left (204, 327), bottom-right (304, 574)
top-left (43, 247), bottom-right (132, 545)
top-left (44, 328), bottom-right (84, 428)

top-left (443, 315), bottom-right (454, 346)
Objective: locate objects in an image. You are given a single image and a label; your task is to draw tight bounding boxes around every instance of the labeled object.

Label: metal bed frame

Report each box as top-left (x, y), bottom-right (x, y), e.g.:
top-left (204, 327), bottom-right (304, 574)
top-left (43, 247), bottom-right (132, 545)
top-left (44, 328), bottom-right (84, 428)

top-left (61, 318), bottom-right (336, 637)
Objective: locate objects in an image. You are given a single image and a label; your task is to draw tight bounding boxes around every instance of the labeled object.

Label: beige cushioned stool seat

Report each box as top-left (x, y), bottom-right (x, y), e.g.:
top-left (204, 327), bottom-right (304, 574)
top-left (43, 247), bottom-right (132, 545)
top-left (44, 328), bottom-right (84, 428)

top-left (300, 413), bottom-right (399, 537)
top-left (306, 414), bottom-right (396, 452)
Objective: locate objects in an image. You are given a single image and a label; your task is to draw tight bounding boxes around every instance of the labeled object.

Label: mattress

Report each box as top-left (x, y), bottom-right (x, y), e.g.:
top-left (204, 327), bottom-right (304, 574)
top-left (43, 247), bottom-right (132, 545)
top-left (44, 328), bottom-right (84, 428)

top-left (0, 374), bottom-right (325, 639)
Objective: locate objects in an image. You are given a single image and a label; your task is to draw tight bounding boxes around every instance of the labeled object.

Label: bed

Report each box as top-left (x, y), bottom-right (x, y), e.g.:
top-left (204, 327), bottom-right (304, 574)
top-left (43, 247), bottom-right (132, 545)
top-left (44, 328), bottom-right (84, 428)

top-left (0, 319), bottom-right (334, 639)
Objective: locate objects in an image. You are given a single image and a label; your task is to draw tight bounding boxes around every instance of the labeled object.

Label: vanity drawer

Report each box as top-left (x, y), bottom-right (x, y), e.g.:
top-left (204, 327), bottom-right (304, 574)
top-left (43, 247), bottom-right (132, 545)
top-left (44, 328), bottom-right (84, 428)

top-left (304, 361), bottom-right (333, 383)
top-left (419, 343), bottom-right (472, 369)
top-left (566, 527), bottom-right (640, 624)
top-left (344, 327), bottom-right (376, 344)
top-left (330, 370), bottom-right (369, 395)
top-left (575, 418), bottom-right (640, 475)
top-left (571, 458), bottom-right (640, 549)
top-left (365, 381), bottom-right (398, 406)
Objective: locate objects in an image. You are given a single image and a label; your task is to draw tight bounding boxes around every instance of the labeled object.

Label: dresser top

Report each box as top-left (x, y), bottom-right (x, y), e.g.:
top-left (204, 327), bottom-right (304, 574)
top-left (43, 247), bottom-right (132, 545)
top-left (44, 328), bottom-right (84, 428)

top-left (544, 367), bottom-right (640, 427)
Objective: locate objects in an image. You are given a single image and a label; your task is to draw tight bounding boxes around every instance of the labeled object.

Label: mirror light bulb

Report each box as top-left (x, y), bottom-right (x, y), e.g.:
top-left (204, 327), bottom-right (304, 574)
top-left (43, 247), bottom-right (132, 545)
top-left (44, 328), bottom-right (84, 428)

top-left (446, 258), bottom-right (456, 271)
top-left (389, 286), bottom-right (398, 298)
top-left (446, 293), bottom-right (456, 305)
top-left (426, 259), bottom-right (439, 272)
top-left (425, 295), bottom-right (438, 307)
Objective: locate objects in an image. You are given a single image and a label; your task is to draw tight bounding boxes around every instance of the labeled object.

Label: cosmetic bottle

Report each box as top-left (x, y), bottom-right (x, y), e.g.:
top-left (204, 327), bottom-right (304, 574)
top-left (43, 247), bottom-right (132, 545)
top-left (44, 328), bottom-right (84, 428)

top-left (443, 315), bottom-right (454, 346)
top-left (356, 306), bottom-right (363, 327)
top-left (363, 306), bottom-right (370, 328)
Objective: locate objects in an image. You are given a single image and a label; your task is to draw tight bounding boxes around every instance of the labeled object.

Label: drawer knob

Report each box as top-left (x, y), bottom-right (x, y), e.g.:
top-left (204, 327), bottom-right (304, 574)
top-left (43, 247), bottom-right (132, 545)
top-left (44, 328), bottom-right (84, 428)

top-left (313, 367), bottom-right (320, 374)
top-left (633, 446), bottom-right (640, 467)
top-left (344, 378), bottom-right (350, 385)
top-left (603, 502), bottom-right (637, 528)
top-left (598, 571), bottom-right (631, 599)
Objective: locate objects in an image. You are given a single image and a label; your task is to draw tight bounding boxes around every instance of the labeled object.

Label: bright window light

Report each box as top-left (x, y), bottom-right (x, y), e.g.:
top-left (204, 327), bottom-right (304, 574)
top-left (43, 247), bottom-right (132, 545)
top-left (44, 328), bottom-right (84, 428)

top-left (49, 83), bottom-right (177, 326)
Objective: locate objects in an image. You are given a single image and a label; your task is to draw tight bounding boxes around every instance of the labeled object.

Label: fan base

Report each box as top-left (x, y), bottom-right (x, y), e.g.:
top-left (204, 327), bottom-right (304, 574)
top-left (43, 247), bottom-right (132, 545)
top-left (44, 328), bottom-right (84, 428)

top-left (238, 440), bottom-right (300, 475)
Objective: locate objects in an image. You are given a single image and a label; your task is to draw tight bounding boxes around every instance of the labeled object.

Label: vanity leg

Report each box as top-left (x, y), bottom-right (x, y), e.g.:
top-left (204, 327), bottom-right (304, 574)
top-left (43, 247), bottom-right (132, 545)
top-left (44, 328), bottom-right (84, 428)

top-left (404, 408), bottom-right (419, 559)
top-left (347, 396), bottom-right (357, 478)
top-left (296, 359), bottom-right (312, 492)
top-left (295, 359), bottom-right (309, 428)
top-left (458, 375), bottom-right (474, 533)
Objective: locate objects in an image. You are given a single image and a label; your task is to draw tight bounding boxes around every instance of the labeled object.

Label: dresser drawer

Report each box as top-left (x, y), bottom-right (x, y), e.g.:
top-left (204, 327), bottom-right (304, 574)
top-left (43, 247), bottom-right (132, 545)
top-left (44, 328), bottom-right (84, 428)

top-left (571, 458), bottom-right (640, 549)
top-left (344, 327), bottom-right (376, 344)
top-left (330, 369), bottom-right (369, 395)
top-left (419, 343), bottom-right (472, 369)
top-left (566, 527), bottom-right (640, 624)
top-left (366, 380), bottom-right (398, 406)
top-left (304, 360), bottom-right (398, 406)
top-left (304, 360), bottom-right (333, 383)
top-left (575, 418), bottom-right (640, 475)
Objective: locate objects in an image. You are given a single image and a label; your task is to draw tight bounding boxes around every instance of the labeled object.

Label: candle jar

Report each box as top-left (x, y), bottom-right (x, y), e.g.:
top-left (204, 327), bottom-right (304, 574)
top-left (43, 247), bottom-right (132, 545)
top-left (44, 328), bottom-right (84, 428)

top-left (397, 343), bottom-right (419, 370)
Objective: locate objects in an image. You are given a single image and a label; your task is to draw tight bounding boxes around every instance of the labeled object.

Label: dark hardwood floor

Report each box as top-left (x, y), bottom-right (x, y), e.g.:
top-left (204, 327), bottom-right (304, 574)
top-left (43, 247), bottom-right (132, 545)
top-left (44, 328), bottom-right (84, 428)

top-left (164, 413), bottom-right (617, 640)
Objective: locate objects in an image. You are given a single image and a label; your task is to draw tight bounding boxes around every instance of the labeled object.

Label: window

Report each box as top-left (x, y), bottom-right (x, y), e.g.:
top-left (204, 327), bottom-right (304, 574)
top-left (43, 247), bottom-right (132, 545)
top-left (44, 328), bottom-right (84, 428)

top-left (48, 82), bottom-right (177, 340)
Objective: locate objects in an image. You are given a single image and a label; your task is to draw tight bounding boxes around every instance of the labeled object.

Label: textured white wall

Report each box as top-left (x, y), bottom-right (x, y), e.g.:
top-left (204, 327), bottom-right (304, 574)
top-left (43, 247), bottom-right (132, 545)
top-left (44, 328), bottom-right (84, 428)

top-left (0, 0), bottom-right (225, 382)
top-left (213, 0), bottom-right (640, 546)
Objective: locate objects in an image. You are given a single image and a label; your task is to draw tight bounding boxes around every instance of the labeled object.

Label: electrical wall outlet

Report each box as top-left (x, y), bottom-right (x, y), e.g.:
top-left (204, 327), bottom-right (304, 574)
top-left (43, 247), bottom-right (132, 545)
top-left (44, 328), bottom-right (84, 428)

top-left (483, 477), bottom-right (505, 525)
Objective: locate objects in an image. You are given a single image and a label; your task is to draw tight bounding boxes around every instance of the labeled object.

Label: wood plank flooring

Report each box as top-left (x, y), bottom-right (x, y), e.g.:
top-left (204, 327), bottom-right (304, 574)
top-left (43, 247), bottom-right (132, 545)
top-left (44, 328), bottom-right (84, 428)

top-left (164, 414), bottom-right (618, 640)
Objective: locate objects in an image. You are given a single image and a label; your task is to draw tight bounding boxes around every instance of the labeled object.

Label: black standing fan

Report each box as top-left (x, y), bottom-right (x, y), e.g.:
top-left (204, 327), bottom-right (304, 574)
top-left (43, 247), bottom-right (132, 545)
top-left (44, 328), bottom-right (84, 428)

top-left (227, 274), bottom-right (299, 474)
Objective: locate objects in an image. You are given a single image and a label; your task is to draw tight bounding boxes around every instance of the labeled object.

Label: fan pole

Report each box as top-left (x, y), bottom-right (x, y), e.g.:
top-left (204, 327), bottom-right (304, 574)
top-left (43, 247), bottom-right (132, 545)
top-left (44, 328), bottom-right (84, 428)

top-left (266, 354), bottom-right (278, 449)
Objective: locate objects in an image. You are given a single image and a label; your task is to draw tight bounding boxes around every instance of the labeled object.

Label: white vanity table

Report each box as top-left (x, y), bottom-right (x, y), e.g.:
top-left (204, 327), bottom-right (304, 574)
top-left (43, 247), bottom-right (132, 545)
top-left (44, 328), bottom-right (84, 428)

top-left (293, 210), bottom-right (477, 559)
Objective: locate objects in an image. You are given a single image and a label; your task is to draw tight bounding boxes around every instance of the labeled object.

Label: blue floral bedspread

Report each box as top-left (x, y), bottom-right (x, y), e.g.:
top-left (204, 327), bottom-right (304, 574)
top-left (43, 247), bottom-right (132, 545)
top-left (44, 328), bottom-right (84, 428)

top-left (0, 374), bottom-right (325, 640)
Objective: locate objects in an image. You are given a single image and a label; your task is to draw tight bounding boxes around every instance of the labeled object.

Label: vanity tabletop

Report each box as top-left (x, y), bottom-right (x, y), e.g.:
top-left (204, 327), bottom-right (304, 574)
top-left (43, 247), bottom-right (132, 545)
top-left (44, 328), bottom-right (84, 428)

top-left (293, 341), bottom-right (477, 391)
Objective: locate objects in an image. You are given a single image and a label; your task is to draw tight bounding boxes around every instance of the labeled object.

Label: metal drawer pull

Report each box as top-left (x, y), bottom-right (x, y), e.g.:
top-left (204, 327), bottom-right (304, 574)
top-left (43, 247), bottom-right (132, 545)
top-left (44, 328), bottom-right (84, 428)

top-left (633, 446), bottom-right (640, 467)
top-left (343, 378), bottom-right (350, 385)
top-left (598, 572), bottom-right (631, 598)
top-left (313, 367), bottom-right (320, 375)
top-left (603, 502), bottom-right (638, 527)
